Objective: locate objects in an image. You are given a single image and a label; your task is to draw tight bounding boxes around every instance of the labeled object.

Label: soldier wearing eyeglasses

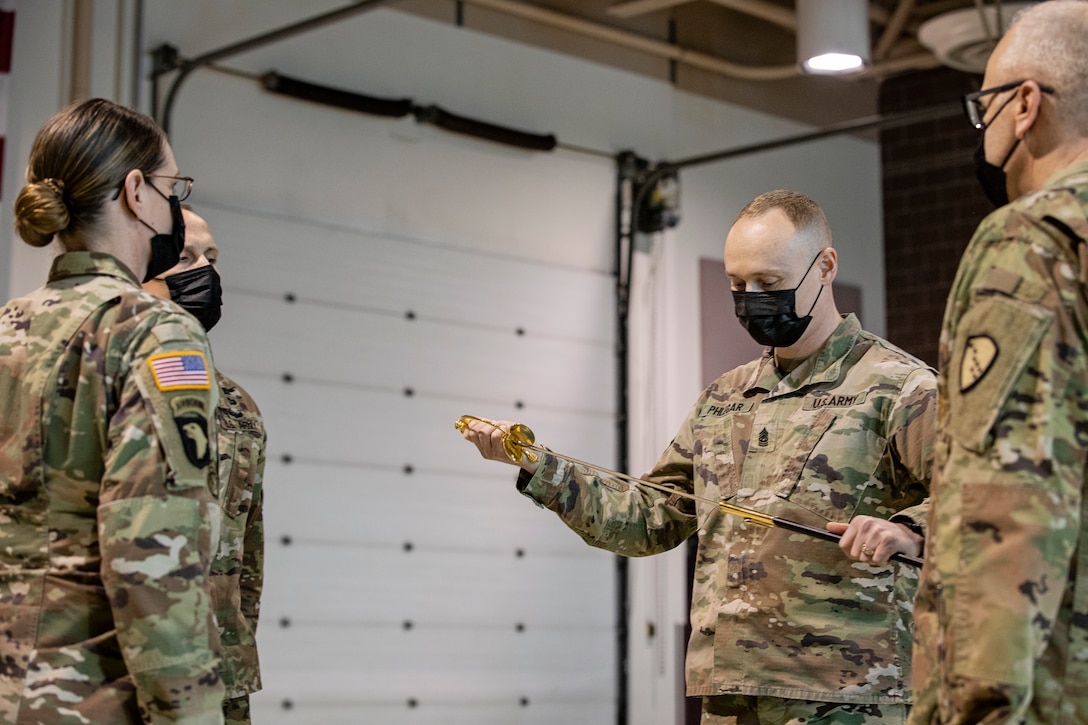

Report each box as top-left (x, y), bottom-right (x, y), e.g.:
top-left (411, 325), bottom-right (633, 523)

top-left (910, 2), bottom-right (1088, 723)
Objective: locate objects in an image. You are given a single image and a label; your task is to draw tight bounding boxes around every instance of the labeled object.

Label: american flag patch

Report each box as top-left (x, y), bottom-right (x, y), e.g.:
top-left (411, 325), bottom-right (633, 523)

top-left (147, 351), bottom-right (211, 391)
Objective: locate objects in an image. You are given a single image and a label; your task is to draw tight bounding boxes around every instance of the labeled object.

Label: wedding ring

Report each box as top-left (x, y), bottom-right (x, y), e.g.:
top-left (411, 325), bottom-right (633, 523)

top-left (860, 544), bottom-right (875, 557)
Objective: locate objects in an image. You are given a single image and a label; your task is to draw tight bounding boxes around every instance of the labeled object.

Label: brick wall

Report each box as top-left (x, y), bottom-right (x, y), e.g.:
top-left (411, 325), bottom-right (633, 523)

top-left (880, 67), bottom-right (993, 366)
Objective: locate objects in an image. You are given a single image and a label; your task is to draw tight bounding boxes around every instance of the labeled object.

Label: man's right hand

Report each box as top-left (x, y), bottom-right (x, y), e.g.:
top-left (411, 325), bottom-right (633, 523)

top-left (458, 416), bottom-right (540, 474)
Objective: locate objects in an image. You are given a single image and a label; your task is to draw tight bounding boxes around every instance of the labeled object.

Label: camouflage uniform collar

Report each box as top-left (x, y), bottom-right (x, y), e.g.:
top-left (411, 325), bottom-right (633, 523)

top-left (1039, 159), bottom-right (1088, 191)
top-left (48, 251), bottom-right (141, 286)
top-left (750, 313), bottom-right (861, 393)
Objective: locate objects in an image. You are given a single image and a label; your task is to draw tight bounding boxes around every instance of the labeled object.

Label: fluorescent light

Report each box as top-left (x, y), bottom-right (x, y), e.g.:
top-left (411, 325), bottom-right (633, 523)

top-left (803, 52), bottom-right (866, 74)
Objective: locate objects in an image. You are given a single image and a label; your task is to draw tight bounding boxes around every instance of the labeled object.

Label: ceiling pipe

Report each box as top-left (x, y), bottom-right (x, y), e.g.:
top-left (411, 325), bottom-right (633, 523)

top-left (464, 0), bottom-right (938, 82)
top-left (153, 0), bottom-right (392, 134)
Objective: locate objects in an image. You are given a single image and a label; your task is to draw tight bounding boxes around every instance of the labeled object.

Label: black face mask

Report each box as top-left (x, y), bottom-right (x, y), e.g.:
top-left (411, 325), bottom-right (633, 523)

top-left (973, 135), bottom-right (1020, 208)
top-left (164, 265), bottom-right (223, 331)
top-left (732, 250), bottom-right (825, 348)
top-left (139, 193), bottom-right (186, 283)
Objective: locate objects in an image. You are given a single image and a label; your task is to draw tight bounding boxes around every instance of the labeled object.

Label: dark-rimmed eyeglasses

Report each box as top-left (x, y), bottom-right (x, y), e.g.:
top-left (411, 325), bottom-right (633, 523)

top-left (962, 80), bottom-right (1055, 130)
top-left (110, 173), bottom-right (194, 202)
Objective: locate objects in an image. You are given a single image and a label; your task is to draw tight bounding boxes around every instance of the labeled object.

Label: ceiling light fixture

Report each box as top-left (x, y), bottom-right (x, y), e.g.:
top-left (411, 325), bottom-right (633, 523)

top-left (917, 2), bottom-right (1033, 73)
top-left (797, 0), bottom-right (870, 75)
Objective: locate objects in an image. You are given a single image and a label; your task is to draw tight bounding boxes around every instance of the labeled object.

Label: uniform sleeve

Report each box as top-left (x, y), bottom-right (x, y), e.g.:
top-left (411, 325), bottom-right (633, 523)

top-left (886, 366), bottom-right (938, 533)
top-left (517, 403), bottom-right (701, 557)
top-left (98, 321), bottom-right (225, 724)
top-left (239, 424), bottom-right (265, 638)
top-left (931, 233), bottom-right (1086, 722)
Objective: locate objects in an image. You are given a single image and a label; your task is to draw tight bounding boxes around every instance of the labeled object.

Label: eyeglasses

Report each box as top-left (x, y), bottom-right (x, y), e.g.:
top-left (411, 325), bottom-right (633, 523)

top-left (962, 80), bottom-right (1055, 130)
top-left (110, 173), bottom-right (194, 202)
top-left (146, 174), bottom-right (194, 202)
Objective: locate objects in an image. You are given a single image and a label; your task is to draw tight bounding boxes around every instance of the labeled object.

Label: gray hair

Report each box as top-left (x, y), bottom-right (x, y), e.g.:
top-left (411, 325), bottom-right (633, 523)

top-left (999, 0), bottom-right (1088, 129)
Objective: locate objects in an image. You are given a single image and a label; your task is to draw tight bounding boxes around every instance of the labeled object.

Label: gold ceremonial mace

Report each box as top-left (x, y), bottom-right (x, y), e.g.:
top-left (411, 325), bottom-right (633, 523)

top-left (455, 415), bottom-right (923, 569)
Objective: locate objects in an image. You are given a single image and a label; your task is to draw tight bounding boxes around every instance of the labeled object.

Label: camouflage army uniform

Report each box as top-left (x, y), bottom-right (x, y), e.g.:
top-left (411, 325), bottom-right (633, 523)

top-left (519, 314), bottom-right (935, 710)
top-left (212, 372), bottom-right (265, 723)
top-left (910, 162), bottom-right (1088, 725)
top-left (0, 252), bottom-right (225, 724)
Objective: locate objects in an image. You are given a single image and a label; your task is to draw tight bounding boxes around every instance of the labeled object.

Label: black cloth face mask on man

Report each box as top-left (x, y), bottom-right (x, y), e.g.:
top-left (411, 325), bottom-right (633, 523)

top-left (732, 250), bottom-right (825, 348)
top-left (163, 264), bottom-right (223, 331)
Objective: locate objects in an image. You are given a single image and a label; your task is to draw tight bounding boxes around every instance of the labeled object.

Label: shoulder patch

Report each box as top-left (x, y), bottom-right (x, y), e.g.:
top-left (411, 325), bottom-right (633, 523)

top-left (960, 335), bottom-right (998, 393)
top-left (148, 351), bottom-right (212, 391)
top-left (171, 395), bottom-right (212, 468)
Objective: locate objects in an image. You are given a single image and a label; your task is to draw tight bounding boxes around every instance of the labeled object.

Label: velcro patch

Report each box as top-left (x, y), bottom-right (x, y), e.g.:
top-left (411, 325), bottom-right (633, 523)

top-left (701, 401), bottom-right (754, 417)
top-left (960, 335), bottom-right (998, 393)
top-left (804, 391), bottom-right (868, 410)
top-left (171, 395), bottom-right (211, 468)
top-left (148, 351), bottom-right (211, 391)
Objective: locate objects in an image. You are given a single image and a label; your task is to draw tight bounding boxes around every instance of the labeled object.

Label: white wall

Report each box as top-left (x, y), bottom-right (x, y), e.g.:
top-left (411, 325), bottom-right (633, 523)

top-left (2, 2), bottom-right (882, 723)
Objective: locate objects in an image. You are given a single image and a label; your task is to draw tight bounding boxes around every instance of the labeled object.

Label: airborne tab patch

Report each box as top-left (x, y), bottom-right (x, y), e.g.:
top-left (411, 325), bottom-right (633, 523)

top-left (148, 351), bottom-right (211, 391)
top-left (960, 335), bottom-right (998, 393)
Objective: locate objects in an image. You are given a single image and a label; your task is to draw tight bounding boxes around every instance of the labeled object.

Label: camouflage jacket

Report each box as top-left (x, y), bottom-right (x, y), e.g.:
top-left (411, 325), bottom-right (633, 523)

top-left (211, 372), bottom-right (265, 700)
top-left (519, 314), bottom-right (935, 703)
top-left (910, 161), bottom-right (1088, 725)
top-left (0, 252), bottom-right (225, 724)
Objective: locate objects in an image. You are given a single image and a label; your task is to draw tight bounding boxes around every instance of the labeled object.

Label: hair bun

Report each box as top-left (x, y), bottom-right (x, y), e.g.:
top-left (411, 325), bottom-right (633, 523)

top-left (40, 177), bottom-right (66, 198)
top-left (14, 177), bottom-right (73, 247)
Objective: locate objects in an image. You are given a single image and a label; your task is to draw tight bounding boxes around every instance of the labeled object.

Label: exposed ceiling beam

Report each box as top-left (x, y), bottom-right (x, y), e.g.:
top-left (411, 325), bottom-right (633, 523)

top-left (706, 0), bottom-right (795, 30)
top-left (607, 0), bottom-right (690, 19)
top-left (874, 0), bottom-right (916, 60)
top-left (611, 0), bottom-right (895, 32)
top-left (461, 0), bottom-right (941, 82)
top-left (463, 0), bottom-right (797, 80)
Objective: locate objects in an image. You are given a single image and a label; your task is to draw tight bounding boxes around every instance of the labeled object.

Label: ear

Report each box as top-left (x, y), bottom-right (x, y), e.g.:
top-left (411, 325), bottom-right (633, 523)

top-left (1013, 81), bottom-right (1044, 138)
top-left (817, 246), bottom-right (838, 284)
top-left (119, 168), bottom-right (147, 219)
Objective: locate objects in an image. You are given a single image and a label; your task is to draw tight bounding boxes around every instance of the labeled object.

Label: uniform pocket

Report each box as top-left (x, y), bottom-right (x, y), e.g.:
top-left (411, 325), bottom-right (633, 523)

top-left (774, 409), bottom-right (884, 524)
top-left (218, 432), bottom-right (259, 517)
top-left (951, 482), bottom-right (1069, 685)
top-left (692, 409), bottom-right (745, 503)
top-left (947, 295), bottom-right (1052, 453)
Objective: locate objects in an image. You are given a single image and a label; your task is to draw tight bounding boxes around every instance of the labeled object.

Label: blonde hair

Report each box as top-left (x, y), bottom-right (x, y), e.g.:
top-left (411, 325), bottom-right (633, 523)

top-left (736, 189), bottom-right (833, 253)
top-left (14, 98), bottom-right (167, 248)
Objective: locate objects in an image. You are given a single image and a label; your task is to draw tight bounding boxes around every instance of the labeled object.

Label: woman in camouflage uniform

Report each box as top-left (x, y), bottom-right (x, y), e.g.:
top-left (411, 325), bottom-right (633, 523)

top-left (0, 99), bottom-right (225, 723)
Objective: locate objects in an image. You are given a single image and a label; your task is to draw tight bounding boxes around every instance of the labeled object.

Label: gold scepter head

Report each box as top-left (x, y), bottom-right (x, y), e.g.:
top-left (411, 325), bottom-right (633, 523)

top-left (454, 415), bottom-right (539, 464)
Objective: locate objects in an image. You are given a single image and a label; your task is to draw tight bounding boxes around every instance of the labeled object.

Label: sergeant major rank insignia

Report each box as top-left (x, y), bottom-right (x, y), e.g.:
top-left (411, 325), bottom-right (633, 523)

top-left (960, 334), bottom-right (998, 393)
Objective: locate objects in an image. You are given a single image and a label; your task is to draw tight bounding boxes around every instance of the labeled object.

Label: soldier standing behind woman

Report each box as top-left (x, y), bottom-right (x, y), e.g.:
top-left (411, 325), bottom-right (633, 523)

top-left (0, 98), bottom-right (225, 723)
top-left (144, 205), bottom-right (266, 724)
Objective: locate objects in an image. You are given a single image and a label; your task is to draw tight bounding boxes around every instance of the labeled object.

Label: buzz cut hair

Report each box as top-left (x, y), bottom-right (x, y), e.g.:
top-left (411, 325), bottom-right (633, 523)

top-left (735, 189), bottom-right (833, 249)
